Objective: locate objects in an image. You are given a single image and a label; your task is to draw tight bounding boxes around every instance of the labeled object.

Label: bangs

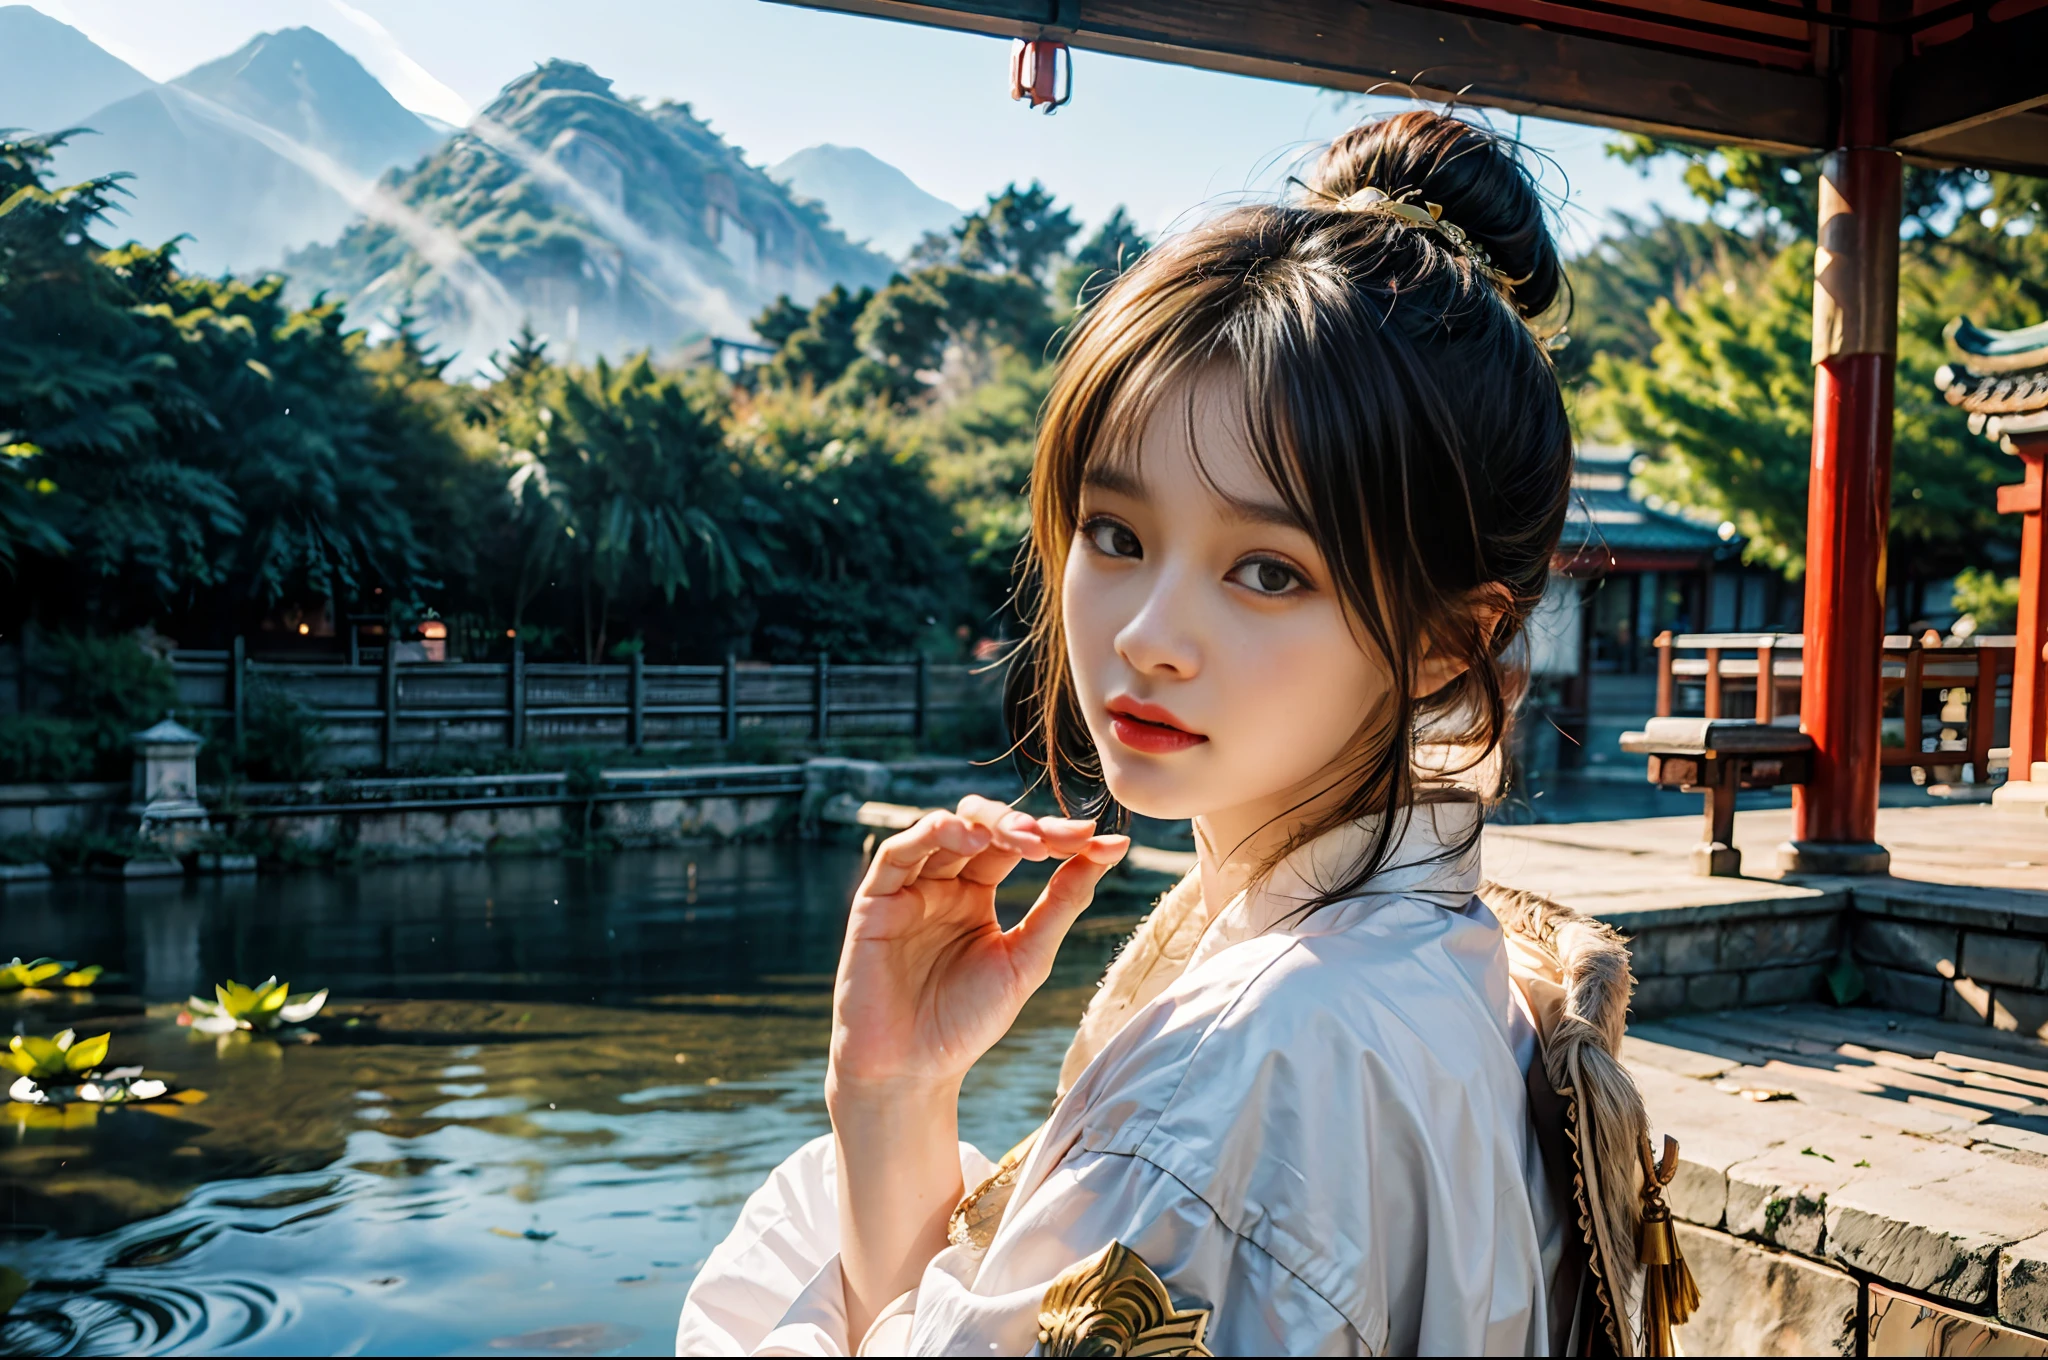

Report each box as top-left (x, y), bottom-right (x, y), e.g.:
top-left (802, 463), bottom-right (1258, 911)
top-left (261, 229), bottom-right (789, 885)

top-left (1055, 267), bottom-right (1322, 544)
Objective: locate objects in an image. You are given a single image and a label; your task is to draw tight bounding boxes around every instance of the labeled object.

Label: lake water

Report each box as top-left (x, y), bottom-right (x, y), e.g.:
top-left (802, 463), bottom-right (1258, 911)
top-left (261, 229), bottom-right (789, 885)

top-left (0, 847), bottom-right (1143, 1357)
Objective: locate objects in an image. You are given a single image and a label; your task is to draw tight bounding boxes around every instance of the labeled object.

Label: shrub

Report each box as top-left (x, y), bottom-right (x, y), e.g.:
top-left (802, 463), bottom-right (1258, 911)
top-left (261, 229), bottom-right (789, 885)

top-left (0, 714), bottom-right (91, 783)
top-left (34, 633), bottom-right (179, 777)
top-left (239, 684), bottom-right (327, 782)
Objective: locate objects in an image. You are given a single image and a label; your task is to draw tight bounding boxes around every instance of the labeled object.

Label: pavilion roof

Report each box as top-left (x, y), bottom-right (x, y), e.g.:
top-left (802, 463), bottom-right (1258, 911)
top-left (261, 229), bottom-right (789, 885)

top-left (1936, 317), bottom-right (2048, 449)
top-left (782, 0), bottom-right (2048, 172)
top-left (1557, 446), bottom-right (1731, 569)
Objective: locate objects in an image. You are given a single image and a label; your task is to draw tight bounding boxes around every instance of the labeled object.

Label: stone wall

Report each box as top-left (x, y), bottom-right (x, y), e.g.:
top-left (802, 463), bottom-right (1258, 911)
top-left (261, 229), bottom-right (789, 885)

top-left (1613, 882), bottom-right (2048, 1041)
top-left (1851, 880), bottom-right (2048, 1039)
top-left (0, 781), bottom-right (125, 839)
top-left (1671, 1225), bottom-right (2048, 1356)
top-left (0, 758), bottom-right (1023, 866)
top-left (1611, 892), bottom-right (1850, 1017)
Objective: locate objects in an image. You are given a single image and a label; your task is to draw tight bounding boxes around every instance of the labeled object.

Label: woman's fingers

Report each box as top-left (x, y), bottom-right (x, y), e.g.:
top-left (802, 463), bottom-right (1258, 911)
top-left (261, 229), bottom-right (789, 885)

top-left (954, 795), bottom-right (1103, 861)
top-left (1002, 835), bottom-right (1130, 981)
top-left (861, 812), bottom-right (992, 897)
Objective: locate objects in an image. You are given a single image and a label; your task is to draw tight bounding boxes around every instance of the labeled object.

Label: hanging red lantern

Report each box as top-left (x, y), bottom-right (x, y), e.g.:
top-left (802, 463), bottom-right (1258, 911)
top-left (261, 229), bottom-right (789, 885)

top-left (1008, 39), bottom-right (1071, 113)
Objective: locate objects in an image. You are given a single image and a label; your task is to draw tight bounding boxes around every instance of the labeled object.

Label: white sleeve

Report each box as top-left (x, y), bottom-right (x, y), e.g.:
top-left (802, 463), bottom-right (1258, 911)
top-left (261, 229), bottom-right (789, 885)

top-left (674, 1134), bottom-right (995, 1357)
top-left (902, 1148), bottom-right (1366, 1357)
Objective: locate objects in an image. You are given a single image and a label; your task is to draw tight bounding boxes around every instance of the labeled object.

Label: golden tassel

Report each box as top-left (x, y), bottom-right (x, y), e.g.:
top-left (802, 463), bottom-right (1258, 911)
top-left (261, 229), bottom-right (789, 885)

top-left (1637, 1134), bottom-right (1701, 1357)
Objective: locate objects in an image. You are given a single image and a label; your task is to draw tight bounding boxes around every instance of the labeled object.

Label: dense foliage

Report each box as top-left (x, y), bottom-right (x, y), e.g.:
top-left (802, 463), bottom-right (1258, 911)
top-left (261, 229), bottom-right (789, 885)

top-left (1577, 144), bottom-right (2045, 607)
top-left (0, 133), bottom-right (1146, 679)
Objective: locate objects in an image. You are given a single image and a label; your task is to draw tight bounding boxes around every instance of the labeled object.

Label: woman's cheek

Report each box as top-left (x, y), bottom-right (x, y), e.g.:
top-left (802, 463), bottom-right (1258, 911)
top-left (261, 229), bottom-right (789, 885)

top-left (1060, 561), bottom-right (1117, 730)
top-left (1221, 616), bottom-right (1378, 782)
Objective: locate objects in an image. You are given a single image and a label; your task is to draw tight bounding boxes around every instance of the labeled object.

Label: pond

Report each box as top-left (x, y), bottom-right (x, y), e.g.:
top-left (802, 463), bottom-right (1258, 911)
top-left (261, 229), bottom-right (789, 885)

top-left (0, 846), bottom-right (1146, 1357)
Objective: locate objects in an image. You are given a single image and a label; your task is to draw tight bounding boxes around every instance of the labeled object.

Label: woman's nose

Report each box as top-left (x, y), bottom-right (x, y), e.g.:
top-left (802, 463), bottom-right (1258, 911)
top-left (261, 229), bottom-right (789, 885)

top-left (1113, 566), bottom-right (1202, 679)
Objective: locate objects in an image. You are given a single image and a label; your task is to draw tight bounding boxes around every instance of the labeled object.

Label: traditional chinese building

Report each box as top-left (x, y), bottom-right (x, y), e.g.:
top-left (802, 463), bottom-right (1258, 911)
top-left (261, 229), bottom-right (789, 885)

top-left (1936, 318), bottom-right (2048, 813)
top-left (1522, 447), bottom-right (1787, 773)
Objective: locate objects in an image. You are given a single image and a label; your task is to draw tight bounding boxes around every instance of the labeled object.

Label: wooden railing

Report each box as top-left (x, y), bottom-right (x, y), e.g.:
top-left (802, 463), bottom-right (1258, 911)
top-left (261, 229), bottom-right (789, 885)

top-left (1653, 631), bottom-right (2016, 782)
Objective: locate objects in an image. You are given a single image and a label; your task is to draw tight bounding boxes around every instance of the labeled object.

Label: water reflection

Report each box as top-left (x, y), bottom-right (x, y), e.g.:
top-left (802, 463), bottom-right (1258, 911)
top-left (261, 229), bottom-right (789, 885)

top-left (9, 845), bottom-right (883, 1005)
top-left (0, 846), bottom-right (1137, 1356)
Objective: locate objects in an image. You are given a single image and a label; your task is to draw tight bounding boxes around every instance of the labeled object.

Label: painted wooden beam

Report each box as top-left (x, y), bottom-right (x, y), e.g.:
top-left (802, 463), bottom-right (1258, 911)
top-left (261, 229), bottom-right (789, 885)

top-left (770, 0), bottom-right (1830, 150)
top-left (1893, 8), bottom-right (2048, 154)
top-left (1898, 111), bottom-right (2048, 177)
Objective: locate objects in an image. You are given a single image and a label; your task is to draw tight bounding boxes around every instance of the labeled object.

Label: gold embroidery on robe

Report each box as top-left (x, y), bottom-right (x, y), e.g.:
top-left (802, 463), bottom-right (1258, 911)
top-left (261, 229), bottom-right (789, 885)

top-left (949, 1125), bottom-right (1041, 1251)
top-left (1036, 1241), bottom-right (1213, 1357)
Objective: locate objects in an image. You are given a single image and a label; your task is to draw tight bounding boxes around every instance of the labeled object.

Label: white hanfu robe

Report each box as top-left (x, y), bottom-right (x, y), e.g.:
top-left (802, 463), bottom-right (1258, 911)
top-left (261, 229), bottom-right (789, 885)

top-left (679, 803), bottom-right (1563, 1356)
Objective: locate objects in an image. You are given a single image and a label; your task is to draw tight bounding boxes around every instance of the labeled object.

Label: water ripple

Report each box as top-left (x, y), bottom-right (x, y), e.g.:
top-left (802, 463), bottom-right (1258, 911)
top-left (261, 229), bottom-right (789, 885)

top-left (1, 1276), bottom-right (291, 1357)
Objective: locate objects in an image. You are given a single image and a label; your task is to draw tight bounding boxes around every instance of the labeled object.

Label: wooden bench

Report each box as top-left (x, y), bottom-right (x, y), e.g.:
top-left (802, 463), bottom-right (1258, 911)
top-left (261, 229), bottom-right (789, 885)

top-left (1619, 717), bottom-right (1814, 876)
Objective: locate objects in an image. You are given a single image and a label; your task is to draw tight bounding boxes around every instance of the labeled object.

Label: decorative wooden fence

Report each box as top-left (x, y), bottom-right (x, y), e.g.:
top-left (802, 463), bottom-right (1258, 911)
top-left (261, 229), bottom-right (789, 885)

top-left (1653, 630), bottom-right (2015, 781)
top-left (2, 642), bottom-right (1005, 771)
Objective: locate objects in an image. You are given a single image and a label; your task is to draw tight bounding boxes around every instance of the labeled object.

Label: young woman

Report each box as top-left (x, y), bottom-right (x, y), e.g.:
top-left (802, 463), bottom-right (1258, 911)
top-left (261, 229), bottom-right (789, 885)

top-left (678, 109), bottom-right (1683, 1357)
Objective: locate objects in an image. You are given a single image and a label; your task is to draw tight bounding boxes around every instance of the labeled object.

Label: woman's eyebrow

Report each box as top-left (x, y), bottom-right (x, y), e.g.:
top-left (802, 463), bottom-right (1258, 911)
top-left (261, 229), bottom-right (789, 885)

top-left (1080, 464), bottom-right (1146, 498)
top-left (1084, 462), bottom-right (1305, 532)
top-left (1215, 490), bottom-right (1309, 532)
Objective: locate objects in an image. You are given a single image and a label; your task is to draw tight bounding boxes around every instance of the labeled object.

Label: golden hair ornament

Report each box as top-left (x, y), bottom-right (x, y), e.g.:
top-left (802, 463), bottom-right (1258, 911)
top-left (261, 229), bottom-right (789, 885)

top-left (1299, 181), bottom-right (1533, 295)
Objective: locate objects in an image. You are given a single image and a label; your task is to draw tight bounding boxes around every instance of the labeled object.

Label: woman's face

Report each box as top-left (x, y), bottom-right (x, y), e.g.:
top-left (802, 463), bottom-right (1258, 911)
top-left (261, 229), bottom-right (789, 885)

top-left (1062, 367), bottom-right (1392, 834)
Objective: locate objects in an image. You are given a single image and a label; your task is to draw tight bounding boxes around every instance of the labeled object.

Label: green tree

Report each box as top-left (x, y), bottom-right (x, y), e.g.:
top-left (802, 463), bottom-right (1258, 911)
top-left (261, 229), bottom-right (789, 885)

top-left (1557, 211), bottom-right (1770, 386)
top-left (1055, 206), bottom-right (1151, 313)
top-left (1583, 142), bottom-right (2044, 593)
top-left (728, 388), bottom-right (964, 658)
top-left (0, 133), bottom-right (476, 638)
top-left (1606, 137), bottom-right (1983, 241)
top-left (955, 181), bottom-right (1080, 282)
top-left (923, 354), bottom-right (1052, 628)
top-left (506, 355), bottom-right (776, 660)
top-left (1585, 242), bottom-right (2014, 582)
top-left (754, 284), bottom-right (873, 392)
top-left (0, 135), bottom-right (240, 610)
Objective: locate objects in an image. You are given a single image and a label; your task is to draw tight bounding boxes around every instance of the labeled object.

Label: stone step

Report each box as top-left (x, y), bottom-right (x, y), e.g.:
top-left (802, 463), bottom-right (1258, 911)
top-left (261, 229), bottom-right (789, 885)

top-left (1627, 1003), bottom-right (2048, 1334)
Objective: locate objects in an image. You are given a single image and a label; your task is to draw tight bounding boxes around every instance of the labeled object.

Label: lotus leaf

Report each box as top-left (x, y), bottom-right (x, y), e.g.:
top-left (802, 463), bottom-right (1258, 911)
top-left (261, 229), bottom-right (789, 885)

top-left (183, 977), bottom-right (327, 1034)
top-left (10, 1060), bottom-right (173, 1106)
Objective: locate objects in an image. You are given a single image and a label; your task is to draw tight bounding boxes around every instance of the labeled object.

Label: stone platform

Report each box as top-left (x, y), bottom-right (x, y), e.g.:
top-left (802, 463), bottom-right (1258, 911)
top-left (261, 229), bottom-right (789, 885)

top-left (1485, 804), bottom-right (2048, 1029)
top-left (1485, 803), bottom-right (2048, 1353)
top-left (1631, 1004), bottom-right (2048, 1354)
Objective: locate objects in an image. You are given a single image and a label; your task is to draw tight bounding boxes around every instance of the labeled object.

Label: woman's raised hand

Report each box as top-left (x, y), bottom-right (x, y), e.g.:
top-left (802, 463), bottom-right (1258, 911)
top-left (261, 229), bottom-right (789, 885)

top-left (828, 795), bottom-right (1130, 1094)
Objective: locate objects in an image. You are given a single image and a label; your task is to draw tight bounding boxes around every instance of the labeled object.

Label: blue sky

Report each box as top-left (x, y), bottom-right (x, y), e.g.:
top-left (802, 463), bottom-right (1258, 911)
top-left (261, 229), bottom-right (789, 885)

top-left (30, 0), bottom-right (1701, 253)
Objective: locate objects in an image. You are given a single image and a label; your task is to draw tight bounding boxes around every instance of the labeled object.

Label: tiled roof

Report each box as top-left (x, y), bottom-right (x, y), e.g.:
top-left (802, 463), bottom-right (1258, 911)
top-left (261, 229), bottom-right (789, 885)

top-left (1557, 447), bottom-right (1729, 562)
top-left (1936, 318), bottom-right (2048, 449)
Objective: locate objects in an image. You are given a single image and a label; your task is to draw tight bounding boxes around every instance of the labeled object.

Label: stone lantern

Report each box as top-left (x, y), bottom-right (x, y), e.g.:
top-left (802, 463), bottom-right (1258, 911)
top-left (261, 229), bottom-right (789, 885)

top-left (130, 715), bottom-right (210, 849)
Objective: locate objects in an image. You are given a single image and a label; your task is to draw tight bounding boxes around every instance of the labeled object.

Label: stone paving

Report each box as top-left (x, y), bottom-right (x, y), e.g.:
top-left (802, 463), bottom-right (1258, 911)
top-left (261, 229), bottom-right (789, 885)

top-left (1485, 801), bottom-right (2047, 900)
top-left (1479, 803), bottom-right (2048, 1354)
top-left (1630, 1005), bottom-right (2048, 1354)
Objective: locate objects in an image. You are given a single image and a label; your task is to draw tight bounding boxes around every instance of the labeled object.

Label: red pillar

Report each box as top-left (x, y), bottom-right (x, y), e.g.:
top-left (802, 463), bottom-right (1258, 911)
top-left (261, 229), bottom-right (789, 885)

top-left (1782, 26), bottom-right (1900, 875)
top-left (1999, 443), bottom-right (2048, 788)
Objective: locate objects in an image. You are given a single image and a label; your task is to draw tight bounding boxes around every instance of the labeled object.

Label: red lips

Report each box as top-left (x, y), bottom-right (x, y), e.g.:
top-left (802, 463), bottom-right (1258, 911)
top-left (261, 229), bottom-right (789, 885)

top-left (1106, 697), bottom-right (1208, 754)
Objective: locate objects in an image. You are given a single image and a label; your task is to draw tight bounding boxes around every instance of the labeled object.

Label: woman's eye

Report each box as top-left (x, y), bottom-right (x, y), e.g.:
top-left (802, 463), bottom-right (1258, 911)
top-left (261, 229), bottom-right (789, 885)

top-left (1229, 558), bottom-right (1305, 595)
top-left (1083, 519), bottom-right (1142, 559)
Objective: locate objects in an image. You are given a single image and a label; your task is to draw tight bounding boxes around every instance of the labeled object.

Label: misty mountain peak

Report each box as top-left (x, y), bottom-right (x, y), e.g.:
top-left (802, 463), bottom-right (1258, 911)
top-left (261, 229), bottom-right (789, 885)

top-left (289, 59), bottom-right (894, 364)
top-left (172, 25), bottom-right (441, 177)
top-left (0, 4), bottom-right (154, 133)
top-left (771, 144), bottom-right (962, 260)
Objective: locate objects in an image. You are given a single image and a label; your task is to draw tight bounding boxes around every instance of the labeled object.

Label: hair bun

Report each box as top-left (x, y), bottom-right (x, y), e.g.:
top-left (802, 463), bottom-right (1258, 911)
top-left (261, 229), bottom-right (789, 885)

top-left (1304, 110), bottom-right (1561, 320)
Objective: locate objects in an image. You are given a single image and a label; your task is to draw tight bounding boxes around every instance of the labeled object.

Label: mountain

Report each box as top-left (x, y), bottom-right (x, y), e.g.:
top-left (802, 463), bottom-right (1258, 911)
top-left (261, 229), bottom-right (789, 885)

top-left (0, 5), bottom-right (154, 133)
top-left (171, 27), bottom-right (442, 178)
top-left (53, 86), bottom-right (357, 276)
top-left (286, 62), bottom-right (899, 366)
top-left (48, 26), bottom-right (447, 276)
top-left (771, 144), bottom-right (962, 260)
